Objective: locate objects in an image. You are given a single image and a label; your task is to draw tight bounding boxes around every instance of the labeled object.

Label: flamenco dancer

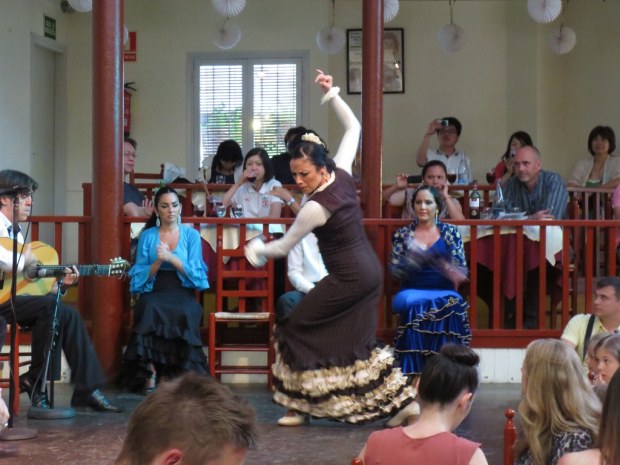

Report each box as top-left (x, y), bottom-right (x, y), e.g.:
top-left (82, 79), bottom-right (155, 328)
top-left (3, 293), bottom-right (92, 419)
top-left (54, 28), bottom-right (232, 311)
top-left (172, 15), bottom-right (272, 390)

top-left (245, 70), bottom-right (416, 426)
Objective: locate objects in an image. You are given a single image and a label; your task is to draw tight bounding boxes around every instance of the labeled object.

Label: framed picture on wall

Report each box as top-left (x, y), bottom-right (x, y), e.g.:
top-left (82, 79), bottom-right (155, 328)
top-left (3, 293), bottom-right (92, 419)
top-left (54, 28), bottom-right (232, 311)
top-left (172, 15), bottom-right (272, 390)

top-left (346, 28), bottom-right (404, 94)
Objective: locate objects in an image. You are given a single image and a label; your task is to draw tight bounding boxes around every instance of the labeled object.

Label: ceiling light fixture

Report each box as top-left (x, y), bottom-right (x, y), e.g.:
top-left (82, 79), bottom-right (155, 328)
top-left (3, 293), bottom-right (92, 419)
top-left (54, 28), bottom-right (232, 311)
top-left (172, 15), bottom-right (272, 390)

top-left (437, 0), bottom-right (465, 53)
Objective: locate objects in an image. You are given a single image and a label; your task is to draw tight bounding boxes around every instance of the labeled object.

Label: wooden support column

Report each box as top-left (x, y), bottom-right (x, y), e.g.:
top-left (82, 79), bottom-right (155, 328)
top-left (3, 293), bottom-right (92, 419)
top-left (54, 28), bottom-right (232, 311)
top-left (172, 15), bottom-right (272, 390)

top-left (361, 0), bottom-right (383, 219)
top-left (92, 0), bottom-right (124, 376)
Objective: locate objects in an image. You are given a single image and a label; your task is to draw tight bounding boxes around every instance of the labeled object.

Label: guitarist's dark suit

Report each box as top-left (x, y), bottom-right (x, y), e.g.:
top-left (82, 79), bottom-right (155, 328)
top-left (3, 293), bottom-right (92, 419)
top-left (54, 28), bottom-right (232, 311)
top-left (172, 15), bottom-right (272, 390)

top-left (0, 233), bottom-right (119, 411)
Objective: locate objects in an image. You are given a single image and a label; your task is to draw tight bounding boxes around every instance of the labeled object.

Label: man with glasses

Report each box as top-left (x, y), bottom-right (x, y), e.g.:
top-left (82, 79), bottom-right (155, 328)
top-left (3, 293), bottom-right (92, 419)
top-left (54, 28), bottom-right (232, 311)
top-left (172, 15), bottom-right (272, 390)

top-left (415, 117), bottom-right (472, 180)
top-left (0, 169), bottom-right (122, 412)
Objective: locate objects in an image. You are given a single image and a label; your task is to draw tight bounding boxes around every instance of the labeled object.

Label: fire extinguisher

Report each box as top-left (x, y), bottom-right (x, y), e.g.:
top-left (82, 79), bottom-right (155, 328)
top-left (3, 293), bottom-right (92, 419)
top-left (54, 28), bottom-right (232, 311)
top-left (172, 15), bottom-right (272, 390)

top-left (124, 82), bottom-right (136, 136)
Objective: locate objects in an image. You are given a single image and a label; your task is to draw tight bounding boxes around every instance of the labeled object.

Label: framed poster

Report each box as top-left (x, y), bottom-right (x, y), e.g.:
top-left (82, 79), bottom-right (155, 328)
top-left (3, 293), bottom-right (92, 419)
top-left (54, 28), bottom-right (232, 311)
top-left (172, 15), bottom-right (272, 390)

top-left (346, 28), bottom-right (404, 94)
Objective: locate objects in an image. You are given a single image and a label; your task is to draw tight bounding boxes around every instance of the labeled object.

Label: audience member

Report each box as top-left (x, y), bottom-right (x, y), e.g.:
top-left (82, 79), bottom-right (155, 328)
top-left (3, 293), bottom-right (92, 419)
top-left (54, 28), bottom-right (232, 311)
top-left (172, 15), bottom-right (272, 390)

top-left (503, 145), bottom-right (568, 220)
top-left (271, 126), bottom-right (307, 185)
top-left (115, 373), bottom-right (257, 465)
top-left (0, 169), bottom-right (121, 412)
top-left (389, 185), bottom-right (470, 377)
top-left (223, 147), bottom-right (283, 232)
top-left (586, 332), bottom-right (613, 385)
top-left (207, 139), bottom-right (243, 184)
top-left (558, 369), bottom-right (620, 465)
top-left (415, 117), bottom-right (472, 179)
top-left (123, 137), bottom-right (154, 217)
top-left (568, 125), bottom-right (620, 188)
top-left (502, 145), bottom-right (568, 328)
top-left (594, 333), bottom-right (620, 384)
top-left (275, 232), bottom-right (327, 324)
top-left (358, 345), bottom-right (488, 465)
top-left (385, 160), bottom-right (465, 220)
top-left (562, 276), bottom-right (620, 371)
top-left (515, 339), bottom-right (600, 465)
top-left (120, 187), bottom-right (209, 394)
top-left (490, 131), bottom-right (533, 186)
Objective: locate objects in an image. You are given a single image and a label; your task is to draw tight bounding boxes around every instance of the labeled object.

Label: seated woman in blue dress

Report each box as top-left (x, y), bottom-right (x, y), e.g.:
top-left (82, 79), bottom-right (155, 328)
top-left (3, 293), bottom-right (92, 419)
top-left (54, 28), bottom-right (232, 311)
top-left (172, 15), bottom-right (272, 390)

top-left (120, 187), bottom-right (209, 394)
top-left (390, 184), bottom-right (471, 376)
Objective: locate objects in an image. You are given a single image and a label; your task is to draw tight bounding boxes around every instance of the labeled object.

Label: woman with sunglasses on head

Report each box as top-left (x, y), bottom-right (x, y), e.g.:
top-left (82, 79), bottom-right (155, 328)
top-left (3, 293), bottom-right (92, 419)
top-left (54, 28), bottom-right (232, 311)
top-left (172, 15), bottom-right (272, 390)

top-left (245, 70), bottom-right (416, 426)
top-left (515, 339), bottom-right (600, 465)
top-left (568, 126), bottom-right (620, 188)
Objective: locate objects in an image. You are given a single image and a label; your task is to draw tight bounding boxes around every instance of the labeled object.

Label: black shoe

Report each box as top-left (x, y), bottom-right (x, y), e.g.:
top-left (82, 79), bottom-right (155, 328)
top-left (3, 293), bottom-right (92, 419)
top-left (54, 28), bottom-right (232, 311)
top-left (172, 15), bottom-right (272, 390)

top-left (19, 374), bottom-right (34, 398)
top-left (20, 374), bottom-right (50, 408)
top-left (71, 389), bottom-right (123, 413)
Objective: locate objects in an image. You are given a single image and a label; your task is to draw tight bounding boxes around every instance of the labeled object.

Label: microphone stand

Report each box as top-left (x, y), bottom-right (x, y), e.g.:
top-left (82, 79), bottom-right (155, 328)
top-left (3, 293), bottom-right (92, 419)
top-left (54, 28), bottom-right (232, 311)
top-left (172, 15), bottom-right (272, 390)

top-left (27, 279), bottom-right (75, 420)
top-left (0, 194), bottom-right (37, 440)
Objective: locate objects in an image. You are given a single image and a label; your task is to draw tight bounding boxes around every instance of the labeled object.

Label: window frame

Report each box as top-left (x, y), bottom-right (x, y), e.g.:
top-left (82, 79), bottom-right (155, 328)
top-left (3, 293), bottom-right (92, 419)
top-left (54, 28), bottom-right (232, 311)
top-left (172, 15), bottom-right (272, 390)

top-left (187, 50), bottom-right (309, 173)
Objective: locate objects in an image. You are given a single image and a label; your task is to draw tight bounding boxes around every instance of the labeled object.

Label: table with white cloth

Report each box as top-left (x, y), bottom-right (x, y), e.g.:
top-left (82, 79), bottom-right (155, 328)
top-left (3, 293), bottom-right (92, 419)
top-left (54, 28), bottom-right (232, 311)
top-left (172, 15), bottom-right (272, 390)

top-left (458, 224), bottom-right (564, 300)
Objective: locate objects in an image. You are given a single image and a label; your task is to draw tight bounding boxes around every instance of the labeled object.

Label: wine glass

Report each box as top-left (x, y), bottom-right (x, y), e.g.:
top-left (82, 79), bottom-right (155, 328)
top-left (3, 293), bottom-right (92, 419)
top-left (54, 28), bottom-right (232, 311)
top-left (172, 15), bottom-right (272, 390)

top-left (231, 204), bottom-right (244, 218)
top-left (215, 204), bottom-right (227, 218)
top-left (447, 171), bottom-right (457, 184)
top-left (486, 170), bottom-right (496, 185)
top-left (246, 172), bottom-right (257, 183)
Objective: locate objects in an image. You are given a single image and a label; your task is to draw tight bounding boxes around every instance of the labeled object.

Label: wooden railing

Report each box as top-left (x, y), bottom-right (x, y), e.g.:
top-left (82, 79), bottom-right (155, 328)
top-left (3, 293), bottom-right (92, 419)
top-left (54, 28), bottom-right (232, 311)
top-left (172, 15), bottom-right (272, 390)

top-left (24, 183), bottom-right (620, 354)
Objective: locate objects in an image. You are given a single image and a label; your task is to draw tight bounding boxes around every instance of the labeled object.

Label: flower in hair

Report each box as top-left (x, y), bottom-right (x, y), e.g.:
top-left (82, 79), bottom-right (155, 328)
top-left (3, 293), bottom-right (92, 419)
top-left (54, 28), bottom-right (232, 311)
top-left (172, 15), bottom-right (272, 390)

top-left (301, 133), bottom-right (324, 147)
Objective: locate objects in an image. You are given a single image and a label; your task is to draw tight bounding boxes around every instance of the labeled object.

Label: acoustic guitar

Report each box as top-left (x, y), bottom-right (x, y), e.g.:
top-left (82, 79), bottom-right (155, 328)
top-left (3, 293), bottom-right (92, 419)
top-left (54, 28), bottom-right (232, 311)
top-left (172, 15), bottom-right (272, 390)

top-left (0, 238), bottom-right (129, 304)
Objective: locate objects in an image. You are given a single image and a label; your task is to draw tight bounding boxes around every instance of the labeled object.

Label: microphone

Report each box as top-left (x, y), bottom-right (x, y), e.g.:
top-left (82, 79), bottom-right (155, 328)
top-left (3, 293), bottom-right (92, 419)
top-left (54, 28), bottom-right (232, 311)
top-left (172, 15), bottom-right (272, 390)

top-left (25, 267), bottom-right (70, 279)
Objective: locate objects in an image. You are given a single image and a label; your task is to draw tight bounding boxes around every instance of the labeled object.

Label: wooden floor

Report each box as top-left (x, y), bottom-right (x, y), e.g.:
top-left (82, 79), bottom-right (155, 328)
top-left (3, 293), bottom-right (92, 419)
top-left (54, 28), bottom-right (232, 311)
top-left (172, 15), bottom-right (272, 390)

top-left (0, 382), bottom-right (521, 465)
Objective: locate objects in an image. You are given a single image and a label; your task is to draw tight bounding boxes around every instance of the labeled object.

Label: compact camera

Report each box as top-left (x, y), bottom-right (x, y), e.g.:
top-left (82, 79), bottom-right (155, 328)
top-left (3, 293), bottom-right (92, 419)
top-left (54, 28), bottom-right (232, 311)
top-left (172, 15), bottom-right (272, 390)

top-left (441, 119), bottom-right (450, 127)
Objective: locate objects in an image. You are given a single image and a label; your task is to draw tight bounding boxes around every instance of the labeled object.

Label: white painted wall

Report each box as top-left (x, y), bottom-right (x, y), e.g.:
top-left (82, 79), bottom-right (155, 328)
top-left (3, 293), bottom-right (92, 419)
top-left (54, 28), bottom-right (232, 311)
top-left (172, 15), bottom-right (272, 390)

top-left (2, 0), bottom-right (620, 209)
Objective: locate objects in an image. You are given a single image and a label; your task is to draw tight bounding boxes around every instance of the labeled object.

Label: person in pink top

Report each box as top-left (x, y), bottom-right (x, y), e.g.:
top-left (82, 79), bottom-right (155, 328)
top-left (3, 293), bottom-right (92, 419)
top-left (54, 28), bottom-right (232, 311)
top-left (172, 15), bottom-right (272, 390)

top-left (356, 344), bottom-right (488, 465)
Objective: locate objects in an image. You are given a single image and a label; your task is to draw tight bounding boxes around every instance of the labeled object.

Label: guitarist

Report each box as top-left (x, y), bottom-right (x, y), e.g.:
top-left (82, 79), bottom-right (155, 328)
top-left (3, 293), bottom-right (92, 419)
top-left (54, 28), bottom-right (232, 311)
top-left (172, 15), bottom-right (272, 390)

top-left (0, 169), bottom-right (122, 412)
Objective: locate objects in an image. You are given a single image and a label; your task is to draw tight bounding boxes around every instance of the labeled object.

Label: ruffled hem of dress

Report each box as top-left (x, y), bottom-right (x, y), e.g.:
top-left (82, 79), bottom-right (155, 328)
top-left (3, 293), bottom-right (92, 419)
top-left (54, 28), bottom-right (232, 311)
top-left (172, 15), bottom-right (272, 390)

top-left (272, 346), bottom-right (417, 424)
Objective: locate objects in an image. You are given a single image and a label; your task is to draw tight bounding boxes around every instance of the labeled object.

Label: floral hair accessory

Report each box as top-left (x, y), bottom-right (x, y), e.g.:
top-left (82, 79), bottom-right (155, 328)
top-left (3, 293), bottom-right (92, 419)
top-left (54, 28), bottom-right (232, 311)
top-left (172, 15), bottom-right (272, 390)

top-left (301, 133), bottom-right (324, 147)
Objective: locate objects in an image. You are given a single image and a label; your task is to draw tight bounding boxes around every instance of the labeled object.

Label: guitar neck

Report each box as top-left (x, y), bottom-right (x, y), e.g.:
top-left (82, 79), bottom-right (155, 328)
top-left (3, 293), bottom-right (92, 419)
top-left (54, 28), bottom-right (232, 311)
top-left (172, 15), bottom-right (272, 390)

top-left (38, 264), bottom-right (112, 277)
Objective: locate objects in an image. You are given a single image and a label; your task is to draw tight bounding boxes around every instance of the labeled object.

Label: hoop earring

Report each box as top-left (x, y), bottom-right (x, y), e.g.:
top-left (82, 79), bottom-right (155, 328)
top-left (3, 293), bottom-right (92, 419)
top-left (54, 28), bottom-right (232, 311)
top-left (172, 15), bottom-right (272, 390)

top-left (156, 217), bottom-right (161, 227)
top-left (434, 211), bottom-right (439, 225)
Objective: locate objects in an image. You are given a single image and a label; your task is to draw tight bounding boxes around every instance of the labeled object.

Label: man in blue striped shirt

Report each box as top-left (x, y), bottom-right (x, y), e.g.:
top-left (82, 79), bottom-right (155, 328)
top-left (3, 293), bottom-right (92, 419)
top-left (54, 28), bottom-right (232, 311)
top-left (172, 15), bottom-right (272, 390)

top-left (502, 145), bottom-right (568, 328)
top-left (503, 145), bottom-right (568, 220)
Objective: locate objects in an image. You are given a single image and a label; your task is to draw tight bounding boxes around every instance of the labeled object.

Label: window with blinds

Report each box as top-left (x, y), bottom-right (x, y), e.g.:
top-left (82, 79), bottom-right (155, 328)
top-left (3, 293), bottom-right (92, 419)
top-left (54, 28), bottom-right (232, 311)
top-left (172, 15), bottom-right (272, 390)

top-left (192, 54), bottom-right (305, 171)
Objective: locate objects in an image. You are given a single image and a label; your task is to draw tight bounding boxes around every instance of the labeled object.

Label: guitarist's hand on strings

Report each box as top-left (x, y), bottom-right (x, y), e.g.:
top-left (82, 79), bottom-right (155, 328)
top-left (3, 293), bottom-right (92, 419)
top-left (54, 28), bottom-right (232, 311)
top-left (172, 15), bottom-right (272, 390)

top-left (52, 265), bottom-right (79, 295)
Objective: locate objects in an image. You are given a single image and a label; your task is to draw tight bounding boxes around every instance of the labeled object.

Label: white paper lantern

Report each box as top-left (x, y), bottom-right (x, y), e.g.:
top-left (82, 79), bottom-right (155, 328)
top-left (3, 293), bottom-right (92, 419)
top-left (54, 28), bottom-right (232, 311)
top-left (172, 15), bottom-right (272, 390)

top-left (211, 0), bottom-right (246, 18)
top-left (437, 23), bottom-right (465, 53)
top-left (68, 0), bottom-right (92, 13)
top-left (548, 25), bottom-right (577, 55)
top-left (316, 26), bottom-right (346, 54)
top-left (527, 0), bottom-right (562, 24)
top-left (212, 21), bottom-right (242, 50)
top-left (384, 0), bottom-right (400, 23)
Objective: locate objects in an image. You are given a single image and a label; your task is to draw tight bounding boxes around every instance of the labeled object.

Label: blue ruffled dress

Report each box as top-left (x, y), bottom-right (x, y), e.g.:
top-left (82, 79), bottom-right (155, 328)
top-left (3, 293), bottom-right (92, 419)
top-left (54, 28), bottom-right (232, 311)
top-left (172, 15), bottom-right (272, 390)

top-left (391, 229), bottom-right (471, 375)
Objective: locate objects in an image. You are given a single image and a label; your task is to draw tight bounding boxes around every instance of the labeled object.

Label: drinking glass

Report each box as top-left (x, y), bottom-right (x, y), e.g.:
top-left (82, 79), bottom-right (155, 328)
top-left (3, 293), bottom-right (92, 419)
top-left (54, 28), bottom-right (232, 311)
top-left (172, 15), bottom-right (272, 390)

top-left (231, 204), bottom-right (244, 218)
top-left (480, 207), bottom-right (492, 220)
top-left (215, 204), bottom-right (227, 218)
top-left (486, 170), bottom-right (496, 184)
top-left (215, 175), bottom-right (226, 184)
top-left (447, 171), bottom-right (457, 184)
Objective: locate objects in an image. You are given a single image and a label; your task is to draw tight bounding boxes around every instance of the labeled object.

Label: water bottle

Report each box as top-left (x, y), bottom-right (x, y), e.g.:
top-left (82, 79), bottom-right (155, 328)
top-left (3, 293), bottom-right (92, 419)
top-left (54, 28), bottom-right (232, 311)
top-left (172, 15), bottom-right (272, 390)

top-left (492, 180), bottom-right (507, 218)
top-left (457, 157), bottom-right (469, 185)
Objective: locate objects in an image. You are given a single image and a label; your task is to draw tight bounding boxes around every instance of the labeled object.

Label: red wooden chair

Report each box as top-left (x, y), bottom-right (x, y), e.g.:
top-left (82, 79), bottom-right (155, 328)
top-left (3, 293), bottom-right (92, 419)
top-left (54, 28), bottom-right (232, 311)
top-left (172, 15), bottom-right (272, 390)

top-left (0, 326), bottom-right (32, 415)
top-left (208, 224), bottom-right (275, 387)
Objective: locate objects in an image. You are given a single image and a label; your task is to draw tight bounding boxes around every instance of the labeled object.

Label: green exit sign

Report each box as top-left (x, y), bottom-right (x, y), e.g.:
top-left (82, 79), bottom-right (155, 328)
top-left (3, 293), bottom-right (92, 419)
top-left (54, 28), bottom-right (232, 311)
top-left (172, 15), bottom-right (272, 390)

top-left (44, 15), bottom-right (56, 40)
